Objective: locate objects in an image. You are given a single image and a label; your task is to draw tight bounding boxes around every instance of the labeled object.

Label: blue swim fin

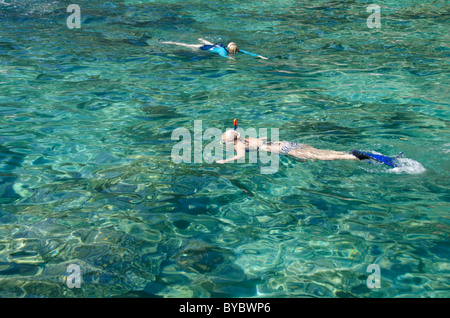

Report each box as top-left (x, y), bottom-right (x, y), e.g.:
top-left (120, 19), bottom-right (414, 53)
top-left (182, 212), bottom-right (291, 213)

top-left (350, 150), bottom-right (398, 168)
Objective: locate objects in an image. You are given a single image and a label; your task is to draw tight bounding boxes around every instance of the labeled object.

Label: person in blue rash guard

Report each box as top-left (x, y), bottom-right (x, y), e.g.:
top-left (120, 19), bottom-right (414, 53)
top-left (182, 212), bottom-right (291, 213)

top-left (161, 38), bottom-right (268, 59)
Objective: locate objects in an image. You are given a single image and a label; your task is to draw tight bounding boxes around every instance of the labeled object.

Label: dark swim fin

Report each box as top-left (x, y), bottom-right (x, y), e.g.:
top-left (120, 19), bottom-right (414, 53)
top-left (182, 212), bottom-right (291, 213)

top-left (350, 150), bottom-right (398, 168)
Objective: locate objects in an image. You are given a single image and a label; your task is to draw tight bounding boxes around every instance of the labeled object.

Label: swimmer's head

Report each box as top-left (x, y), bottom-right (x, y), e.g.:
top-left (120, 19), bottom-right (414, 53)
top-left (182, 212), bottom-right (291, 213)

top-left (227, 42), bottom-right (239, 54)
top-left (221, 130), bottom-right (241, 144)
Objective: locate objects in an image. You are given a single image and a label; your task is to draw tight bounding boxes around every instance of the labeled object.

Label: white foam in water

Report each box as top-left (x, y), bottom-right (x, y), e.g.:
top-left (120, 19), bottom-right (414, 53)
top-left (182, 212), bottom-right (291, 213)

top-left (443, 143), bottom-right (450, 154)
top-left (388, 158), bottom-right (426, 175)
top-left (360, 157), bottom-right (426, 175)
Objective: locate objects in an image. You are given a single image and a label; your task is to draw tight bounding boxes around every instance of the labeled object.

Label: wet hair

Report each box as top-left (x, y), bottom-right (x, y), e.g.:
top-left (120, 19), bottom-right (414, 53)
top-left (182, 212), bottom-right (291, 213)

top-left (227, 42), bottom-right (239, 54)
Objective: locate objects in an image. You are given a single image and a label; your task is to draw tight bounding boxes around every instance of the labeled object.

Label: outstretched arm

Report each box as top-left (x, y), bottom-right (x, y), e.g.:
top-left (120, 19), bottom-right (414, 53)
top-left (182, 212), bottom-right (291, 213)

top-left (216, 142), bottom-right (246, 164)
top-left (239, 49), bottom-right (268, 59)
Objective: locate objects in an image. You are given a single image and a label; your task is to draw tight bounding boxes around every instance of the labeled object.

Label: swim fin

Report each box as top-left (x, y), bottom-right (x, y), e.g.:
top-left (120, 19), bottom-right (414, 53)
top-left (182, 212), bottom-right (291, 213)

top-left (350, 150), bottom-right (398, 168)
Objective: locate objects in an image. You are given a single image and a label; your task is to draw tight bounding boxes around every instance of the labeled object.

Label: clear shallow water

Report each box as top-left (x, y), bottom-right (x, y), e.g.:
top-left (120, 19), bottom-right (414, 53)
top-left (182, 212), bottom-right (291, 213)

top-left (0, 0), bottom-right (449, 297)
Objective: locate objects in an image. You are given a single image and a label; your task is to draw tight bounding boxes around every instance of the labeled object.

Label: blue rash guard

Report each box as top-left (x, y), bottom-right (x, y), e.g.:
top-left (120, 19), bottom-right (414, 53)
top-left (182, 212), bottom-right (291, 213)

top-left (199, 43), bottom-right (259, 58)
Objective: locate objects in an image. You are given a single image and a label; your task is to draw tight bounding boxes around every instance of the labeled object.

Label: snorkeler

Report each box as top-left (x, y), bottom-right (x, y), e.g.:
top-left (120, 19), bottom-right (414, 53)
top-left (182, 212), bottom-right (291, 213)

top-left (217, 120), bottom-right (398, 167)
top-left (161, 38), bottom-right (268, 59)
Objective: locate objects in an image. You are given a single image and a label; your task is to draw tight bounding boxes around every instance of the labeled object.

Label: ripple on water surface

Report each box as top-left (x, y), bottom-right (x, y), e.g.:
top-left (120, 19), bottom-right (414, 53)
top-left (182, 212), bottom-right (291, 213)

top-left (0, 0), bottom-right (449, 298)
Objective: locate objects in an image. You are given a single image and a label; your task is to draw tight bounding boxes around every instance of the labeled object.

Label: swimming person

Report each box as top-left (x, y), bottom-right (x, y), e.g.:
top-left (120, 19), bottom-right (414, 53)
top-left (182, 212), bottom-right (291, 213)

top-left (216, 124), bottom-right (398, 167)
top-left (161, 38), bottom-right (268, 59)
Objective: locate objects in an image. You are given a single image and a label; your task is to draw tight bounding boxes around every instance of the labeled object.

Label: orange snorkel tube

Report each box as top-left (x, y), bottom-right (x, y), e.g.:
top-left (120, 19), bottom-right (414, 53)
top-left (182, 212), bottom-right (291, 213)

top-left (234, 118), bottom-right (237, 131)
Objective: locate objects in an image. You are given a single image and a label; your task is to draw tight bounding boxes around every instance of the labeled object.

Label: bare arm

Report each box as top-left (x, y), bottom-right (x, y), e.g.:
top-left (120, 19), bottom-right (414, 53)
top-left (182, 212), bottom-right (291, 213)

top-left (216, 142), bottom-right (246, 164)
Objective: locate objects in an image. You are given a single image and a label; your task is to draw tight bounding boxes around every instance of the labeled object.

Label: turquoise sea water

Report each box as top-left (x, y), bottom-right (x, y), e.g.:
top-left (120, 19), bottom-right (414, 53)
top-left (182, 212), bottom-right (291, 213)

top-left (0, 0), bottom-right (449, 298)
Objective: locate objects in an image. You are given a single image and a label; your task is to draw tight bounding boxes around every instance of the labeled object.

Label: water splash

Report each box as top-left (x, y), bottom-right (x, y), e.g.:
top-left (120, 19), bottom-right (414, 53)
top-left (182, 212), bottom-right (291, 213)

top-left (387, 158), bottom-right (426, 175)
top-left (361, 157), bottom-right (426, 175)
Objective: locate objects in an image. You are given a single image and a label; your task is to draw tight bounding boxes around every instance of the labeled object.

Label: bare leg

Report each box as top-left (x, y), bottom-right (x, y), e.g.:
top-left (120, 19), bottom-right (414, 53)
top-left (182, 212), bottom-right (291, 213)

top-left (288, 146), bottom-right (357, 161)
top-left (198, 38), bottom-right (214, 45)
top-left (160, 41), bottom-right (203, 49)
